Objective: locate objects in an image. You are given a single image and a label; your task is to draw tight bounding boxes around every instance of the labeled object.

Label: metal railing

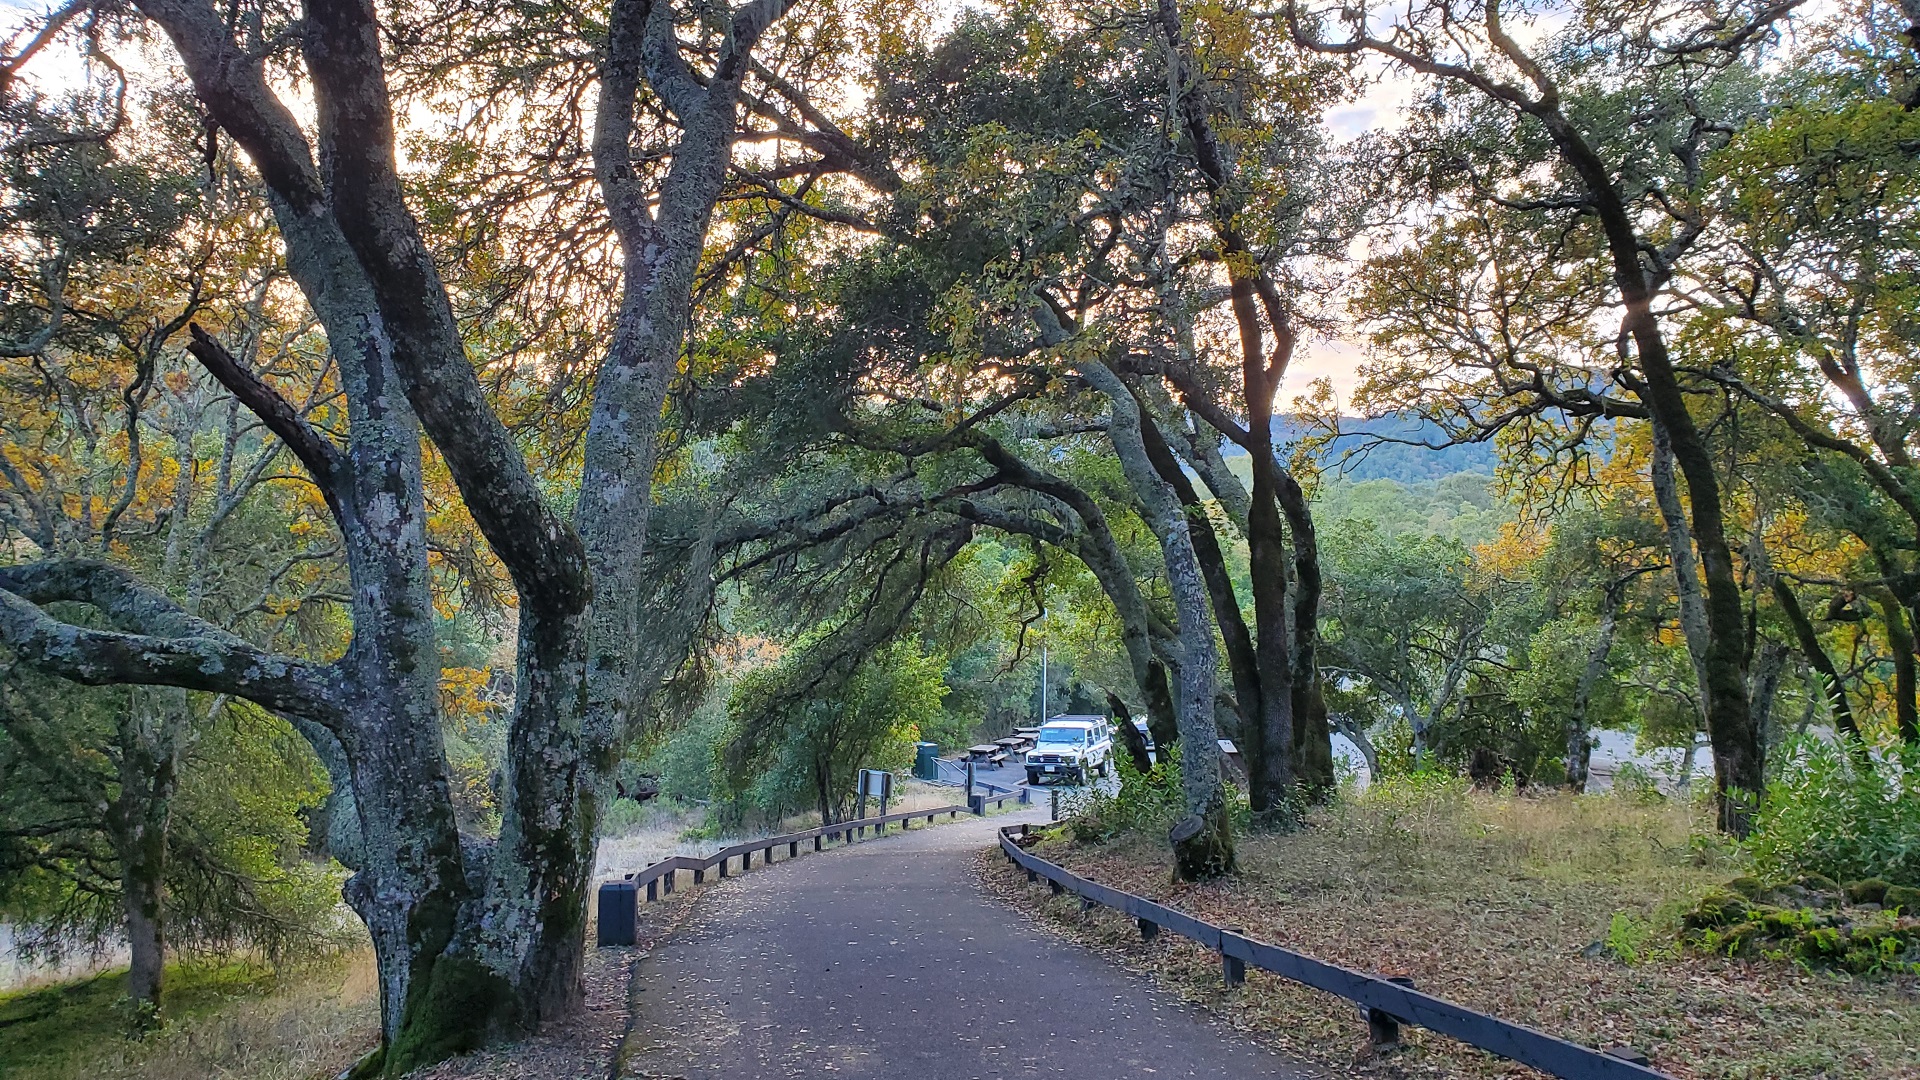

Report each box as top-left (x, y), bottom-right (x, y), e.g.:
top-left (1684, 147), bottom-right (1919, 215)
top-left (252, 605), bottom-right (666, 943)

top-left (997, 823), bottom-right (1671, 1080)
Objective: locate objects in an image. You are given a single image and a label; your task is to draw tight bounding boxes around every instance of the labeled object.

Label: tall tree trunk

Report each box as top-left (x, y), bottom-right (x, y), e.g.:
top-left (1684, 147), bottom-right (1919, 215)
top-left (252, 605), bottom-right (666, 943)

top-left (1750, 641), bottom-right (1787, 763)
top-left (111, 687), bottom-right (185, 1030)
top-left (1274, 464), bottom-right (1335, 797)
top-left (1565, 578), bottom-right (1625, 792)
top-left (1075, 359), bottom-right (1232, 878)
top-left (1139, 408), bottom-right (1278, 807)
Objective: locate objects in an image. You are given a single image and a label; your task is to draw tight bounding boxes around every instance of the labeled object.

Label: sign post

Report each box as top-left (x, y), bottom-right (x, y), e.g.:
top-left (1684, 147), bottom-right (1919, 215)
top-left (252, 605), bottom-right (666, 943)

top-left (857, 769), bottom-right (893, 820)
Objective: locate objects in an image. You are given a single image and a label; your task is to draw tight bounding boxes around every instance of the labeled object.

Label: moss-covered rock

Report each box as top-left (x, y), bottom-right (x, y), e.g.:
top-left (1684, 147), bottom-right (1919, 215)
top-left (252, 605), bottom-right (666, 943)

top-left (1794, 872), bottom-right (1842, 893)
top-left (1884, 885), bottom-right (1920, 914)
top-left (1846, 878), bottom-right (1891, 905)
top-left (1723, 875), bottom-right (1765, 898)
top-left (1683, 889), bottom-right (1750, 929)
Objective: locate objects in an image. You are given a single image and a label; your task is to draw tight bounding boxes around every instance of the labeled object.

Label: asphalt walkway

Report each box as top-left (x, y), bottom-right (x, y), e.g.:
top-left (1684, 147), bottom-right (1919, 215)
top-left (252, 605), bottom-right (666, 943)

top-left (618, 809), bottom-right (1323, 1079)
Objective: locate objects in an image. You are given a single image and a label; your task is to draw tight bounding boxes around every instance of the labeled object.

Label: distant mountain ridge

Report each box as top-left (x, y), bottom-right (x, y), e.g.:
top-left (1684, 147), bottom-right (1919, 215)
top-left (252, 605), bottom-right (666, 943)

top-left (1222, 416), bottom-right (1498, 484)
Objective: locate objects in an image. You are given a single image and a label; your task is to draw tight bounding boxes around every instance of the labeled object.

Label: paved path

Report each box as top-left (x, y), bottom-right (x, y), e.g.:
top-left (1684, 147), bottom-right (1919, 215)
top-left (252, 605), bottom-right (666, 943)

top-left (619, 810), bottom-right (1323, 1079)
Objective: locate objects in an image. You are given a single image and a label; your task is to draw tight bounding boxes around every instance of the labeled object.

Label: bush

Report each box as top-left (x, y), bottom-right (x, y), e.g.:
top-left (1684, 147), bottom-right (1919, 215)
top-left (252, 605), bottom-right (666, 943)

top-left (1746, 736), bottom-right (1920, 888)
top-left (1063, 749), bottom-right (1186, 844)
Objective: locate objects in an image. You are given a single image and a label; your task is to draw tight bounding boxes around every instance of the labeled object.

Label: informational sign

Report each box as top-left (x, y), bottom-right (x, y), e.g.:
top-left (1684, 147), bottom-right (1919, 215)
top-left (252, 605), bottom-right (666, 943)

top-left (858, 769), bottom-right (893, 800)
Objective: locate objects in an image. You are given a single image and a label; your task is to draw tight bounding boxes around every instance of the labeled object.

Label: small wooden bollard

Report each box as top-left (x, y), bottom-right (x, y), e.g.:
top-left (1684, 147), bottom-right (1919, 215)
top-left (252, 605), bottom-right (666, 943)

top-left (1367, 976), bottom-right (1416, 1052)
top-left (742, 850), bottom-right (752, 870)
top-left (813, 835), bottom-right (822, 852)
top-left (646, 878), bottom-right (657, 902)
top-left (1221, 928), bottom-right (1246, 988)
top-left (1048, 878), bottom-right (1064, 896)
top-left (693, 867), bottom-right (705, 884)
top-left (1026, 868), bottom-right (1038, 883)
top-left (765, 845), bottom-right (774, 863)
top-left (1138, 918), bottom-right (1159, 942)
top-left (790, 840), bottom-right (799, 857)
top-left (663, 871), bottom-right (674, 895)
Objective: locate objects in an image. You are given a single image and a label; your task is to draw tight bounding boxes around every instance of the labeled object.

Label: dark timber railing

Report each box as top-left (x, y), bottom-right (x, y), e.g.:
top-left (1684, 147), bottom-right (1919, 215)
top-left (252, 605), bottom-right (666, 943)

top-left (596, 789), bottom-right (1030, 943)
top-left (997, 822), bottom-right (1672, 1080)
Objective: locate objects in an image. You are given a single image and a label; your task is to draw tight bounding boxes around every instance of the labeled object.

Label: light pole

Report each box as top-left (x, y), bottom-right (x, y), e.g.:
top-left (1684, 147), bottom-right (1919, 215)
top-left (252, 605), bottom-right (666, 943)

top-left (1037, 605), bottom-right (1049, 724)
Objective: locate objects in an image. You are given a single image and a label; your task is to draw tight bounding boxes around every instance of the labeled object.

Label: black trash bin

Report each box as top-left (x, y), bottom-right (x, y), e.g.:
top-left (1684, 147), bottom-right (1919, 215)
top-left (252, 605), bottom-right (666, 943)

top-left (597, 878), bottom-right (638, 946)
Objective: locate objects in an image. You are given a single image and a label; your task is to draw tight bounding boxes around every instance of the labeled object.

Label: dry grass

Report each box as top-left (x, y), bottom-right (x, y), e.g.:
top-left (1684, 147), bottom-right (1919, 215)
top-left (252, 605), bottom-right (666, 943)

top-left (979, 779), bottom-right (1920, 1080)
top-left (0, 949), bottom-right (378, 1080)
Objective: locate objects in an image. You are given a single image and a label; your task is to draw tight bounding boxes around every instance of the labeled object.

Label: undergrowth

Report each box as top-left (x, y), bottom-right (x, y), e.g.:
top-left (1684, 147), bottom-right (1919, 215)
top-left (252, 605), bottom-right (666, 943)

top-left (0, 951), bottom-right (377, 1080)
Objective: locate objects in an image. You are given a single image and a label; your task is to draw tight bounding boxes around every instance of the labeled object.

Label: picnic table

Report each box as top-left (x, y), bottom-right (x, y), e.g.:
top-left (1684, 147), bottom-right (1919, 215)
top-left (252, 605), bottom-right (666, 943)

top-left (967, 744), bottom-right (1000, 763)
top-left (996, 736), bottom-right (1030, 751)
top-left (1014, 727), bottom-right (1039, 737)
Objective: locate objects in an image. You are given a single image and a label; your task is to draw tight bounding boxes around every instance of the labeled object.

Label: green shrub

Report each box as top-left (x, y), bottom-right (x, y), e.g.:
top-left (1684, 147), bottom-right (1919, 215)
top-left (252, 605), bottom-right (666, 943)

top-left (1886, 885), bottom-right (1920, 914)
top-left (1746, 735), bottom-right (1920, 887)
top-left (1064, 749), bottom-right (1185, 843)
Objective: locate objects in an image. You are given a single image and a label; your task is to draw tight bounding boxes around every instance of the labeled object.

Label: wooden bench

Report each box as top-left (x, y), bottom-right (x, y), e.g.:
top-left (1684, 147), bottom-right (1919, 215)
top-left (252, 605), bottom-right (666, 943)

top-left (988, 750), bottom-right (1010, 766)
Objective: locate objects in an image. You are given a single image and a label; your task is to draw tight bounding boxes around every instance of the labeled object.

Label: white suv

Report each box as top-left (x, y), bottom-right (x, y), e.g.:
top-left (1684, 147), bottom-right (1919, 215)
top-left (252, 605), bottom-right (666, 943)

top-left (1024, 716), bottom-right (1113, 785)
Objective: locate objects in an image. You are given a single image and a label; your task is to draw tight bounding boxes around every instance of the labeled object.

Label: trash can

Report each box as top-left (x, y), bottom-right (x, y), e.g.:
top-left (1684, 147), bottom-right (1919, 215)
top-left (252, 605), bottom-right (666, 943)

top-left (914, 741), bottom-right (940, 781)
top-left (597, 878), bottom-right (637, 946)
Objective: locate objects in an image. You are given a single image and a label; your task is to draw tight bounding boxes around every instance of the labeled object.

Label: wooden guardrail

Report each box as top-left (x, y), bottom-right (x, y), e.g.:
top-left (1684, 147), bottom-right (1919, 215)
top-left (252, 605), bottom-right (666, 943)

top-left (997, 823), bottom-right (1672, 1080)
top-left (599, 788), bottom-right (1032, 922)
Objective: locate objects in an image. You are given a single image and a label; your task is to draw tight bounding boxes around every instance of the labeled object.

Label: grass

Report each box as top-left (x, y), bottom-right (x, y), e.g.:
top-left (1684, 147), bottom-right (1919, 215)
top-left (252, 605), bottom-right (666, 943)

top-left (0, 950), bottom-right (378, 1080)
top-left (982, 776), bottom-right (1920, 1079)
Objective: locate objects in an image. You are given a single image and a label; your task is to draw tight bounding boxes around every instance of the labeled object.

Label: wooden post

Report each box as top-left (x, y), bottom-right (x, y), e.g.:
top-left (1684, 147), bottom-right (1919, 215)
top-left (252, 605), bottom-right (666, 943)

top-left (1138, 918), bottom-right (1159, 941)
top-left (742, 850), bottom-right (752, 870)
top-left (1027, 868), bottom-right (1038, 883)
top-left (1048, 878), bottom-right (1064, 896)
top-left (646, 878), bottom-right (657, 902)
top-left (1221, 928), bottom-right (1246, 988)
top-left (813, 835), bottom-right (822, 852)
top-left (790, 840), bottom-right (799, 857)
top-left (664, 870), bottom-right (674, 895)
top-left (1368, 976), bottom-right (1415, 1052)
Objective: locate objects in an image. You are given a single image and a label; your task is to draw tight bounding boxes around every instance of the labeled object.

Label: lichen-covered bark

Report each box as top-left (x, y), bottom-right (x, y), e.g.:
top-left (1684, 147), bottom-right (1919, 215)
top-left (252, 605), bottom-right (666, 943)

top-left (1076, 359), bottom-right (1232, 878)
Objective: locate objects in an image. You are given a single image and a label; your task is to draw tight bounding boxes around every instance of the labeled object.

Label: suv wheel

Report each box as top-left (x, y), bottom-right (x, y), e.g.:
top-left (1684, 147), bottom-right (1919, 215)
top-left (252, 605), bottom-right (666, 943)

top-left (1026, 769), bottom-right (1040, 786)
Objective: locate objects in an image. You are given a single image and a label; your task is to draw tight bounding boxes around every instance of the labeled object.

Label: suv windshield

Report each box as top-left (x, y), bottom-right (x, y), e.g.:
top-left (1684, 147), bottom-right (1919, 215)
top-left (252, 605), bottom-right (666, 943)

top-left (1037, 728), bottom-right (1086, 745)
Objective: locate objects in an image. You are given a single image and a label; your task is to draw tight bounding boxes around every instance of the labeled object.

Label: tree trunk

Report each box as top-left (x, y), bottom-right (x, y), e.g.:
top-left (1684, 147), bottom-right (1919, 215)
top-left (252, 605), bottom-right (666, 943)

top-left (1106, 691), bottom-right (1156, 773)
top-left (1771, 577), bottom-right (1859, 739)
top-left (112, 687), bottom-right (185, 1030)
top-left (1332, 712), bottom-right (1378, 781)
top-left (1139, 408), bottom-right (1284, 809)
top-left (1750, 641), bottom-right (1787, 763)
top-left (1877, 592), bottom-right (1919, 743)
top-left (1074, 359), bottom-right (1232, 878)
top-left (1274, 461), bottom-right (1335, 798)
top-left (964, 434), bottom-right (1181, 749)
top-left (1565, 579), bottom-right (1624, 792)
